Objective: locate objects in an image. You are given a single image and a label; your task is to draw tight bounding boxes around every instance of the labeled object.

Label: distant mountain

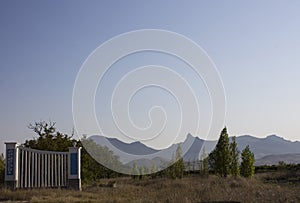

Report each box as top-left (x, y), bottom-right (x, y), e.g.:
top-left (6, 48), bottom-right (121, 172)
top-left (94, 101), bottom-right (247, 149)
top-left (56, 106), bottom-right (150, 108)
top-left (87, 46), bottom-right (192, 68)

top-left (93, 136), bottom-right (159, 155)
top-left (182, 134), bottom-right (216, 161)
top-left (181, 134), bottom-right (300, 161)
top-left (255, 153), bottom-right (300, 166)
top-left (89, 135), bottom-right (159, 163)
top-left (234, 135), bottom-right (300, 159)
top-left (89, 134), bottom-right (300, 166)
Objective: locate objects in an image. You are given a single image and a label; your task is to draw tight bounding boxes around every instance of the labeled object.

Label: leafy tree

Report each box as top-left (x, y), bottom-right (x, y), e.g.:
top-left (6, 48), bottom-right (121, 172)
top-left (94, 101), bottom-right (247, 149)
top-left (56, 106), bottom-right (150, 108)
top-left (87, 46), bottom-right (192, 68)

top-left (200, 148), bottom-right (209, 177)
top-left (78, 136), bottom-right (122, 182)
top-left (168, 144), bottom-right (185, 179)
top-left (210, 127), bottom-right (231, 177)
top-left (139, 166), bottom-right (145, 180)
top-left (25, 121), bottom-right (75, 151)
top-left (186, 160), bottom-right (191, 176)
top-left (278, 161), bottom-right (286, 171)
top-left (230, 136), bottom-right (240, 176)
top-left (174, 144), bottom-right (185, 179)
top-left (25, 121), bottom-right (123, 183)
top-left (240, 145), bottom-right (255, 178)
top-left (208, 149), bottom-right (216, 171)
top-left (150, 161), bottom-right (157, 173)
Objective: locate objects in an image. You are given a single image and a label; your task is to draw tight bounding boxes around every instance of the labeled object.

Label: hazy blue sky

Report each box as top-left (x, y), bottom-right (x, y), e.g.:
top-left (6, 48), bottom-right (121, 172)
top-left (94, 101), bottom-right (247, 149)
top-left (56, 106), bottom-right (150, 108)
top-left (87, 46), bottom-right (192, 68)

top-left (1, 1), bottom-right (300, 152)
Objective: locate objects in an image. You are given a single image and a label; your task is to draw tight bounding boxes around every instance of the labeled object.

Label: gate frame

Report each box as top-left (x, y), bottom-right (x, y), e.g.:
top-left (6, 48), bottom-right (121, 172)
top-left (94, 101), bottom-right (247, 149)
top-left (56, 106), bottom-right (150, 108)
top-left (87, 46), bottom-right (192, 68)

top-left (4, 142), bottom-right (19, 189)
top-left (4, 142), bottom-right (81, 190)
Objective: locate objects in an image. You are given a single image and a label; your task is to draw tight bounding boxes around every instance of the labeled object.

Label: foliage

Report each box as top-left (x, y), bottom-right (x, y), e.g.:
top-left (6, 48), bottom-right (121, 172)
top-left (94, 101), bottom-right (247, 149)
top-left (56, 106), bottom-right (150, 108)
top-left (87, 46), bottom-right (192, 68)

top-left (167, 144), bottom-right (185, 179)
top-left (255, 163), bottom-right (300, 173)
top-left (78, 136), bottom-right (123, 182)
top-left (210, 127), bottom-right (231, 177)
top-left (131, 161), bottom-right (140, 179)
top-left (230, 136), bottom-right (240, 176)
top-left (240, 145), bottom-right (255, 178)
top-left (0, 154), bottom-right (5, 186)
top-left (25, 121), bottom-right (75, 151)
top-left (139, 166), bottom-right (145, 179)
top-left (278, 161), bottom-right (286, 171)
top-left (186, 160), bottom-right (191, 176)
top-left (199, 148), bottom-right (209, 177)
top-left (150, 161), bottom-right (157, 177)
top-left (25, 121), bottom-right (123, 183)
top-left (208, 149), bottom-right (216, 171)
top-left (174, 144), bottom-right (185, 179)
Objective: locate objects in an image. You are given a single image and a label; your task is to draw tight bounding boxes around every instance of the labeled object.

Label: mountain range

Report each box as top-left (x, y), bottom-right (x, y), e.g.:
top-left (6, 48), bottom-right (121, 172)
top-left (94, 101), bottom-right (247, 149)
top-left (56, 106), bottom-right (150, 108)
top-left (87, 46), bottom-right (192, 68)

top-left (89, 134), bottom-right (300, 167)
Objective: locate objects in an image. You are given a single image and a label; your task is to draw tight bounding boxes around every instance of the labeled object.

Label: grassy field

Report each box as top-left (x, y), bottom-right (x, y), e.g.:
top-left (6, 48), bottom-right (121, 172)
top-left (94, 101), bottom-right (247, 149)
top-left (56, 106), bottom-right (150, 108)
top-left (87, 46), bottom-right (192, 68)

top-left (0, 172), bottom-right (299, 203)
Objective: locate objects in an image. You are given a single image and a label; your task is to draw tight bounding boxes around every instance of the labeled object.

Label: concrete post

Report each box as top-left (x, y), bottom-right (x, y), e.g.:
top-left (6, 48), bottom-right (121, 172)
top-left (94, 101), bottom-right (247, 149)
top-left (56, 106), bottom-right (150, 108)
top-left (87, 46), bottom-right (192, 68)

top-left (5, 142), bottom-right (19, 189)
top-left (68, 147), bottom-right (81, 191)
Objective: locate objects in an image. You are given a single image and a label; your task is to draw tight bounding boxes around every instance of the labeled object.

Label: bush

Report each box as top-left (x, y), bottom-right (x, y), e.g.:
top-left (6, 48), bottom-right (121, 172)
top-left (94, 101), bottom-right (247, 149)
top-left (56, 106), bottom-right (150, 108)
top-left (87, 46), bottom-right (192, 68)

top-left (0, 154), bottom-right (5, 186)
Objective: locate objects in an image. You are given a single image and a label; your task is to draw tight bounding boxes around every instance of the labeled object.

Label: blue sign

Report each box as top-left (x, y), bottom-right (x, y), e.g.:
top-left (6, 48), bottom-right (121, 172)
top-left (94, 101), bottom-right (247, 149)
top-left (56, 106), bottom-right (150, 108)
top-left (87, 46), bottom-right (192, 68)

top-left (6, 149), bottom-right (14, 176)
top-left (70, 153), bottom-right (78, 175)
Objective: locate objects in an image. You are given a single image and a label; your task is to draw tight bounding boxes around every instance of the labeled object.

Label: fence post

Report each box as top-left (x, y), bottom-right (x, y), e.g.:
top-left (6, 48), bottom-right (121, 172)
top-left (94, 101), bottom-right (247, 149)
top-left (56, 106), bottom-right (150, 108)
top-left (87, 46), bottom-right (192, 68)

top-left (68, 147), bottom-right (81, 191)
top-left (5, 142), bottom-right (19, 189)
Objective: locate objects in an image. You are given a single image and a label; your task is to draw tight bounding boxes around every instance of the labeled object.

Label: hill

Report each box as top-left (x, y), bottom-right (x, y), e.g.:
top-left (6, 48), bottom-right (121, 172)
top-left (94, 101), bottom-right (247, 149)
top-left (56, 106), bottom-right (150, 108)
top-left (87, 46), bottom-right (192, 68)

top-left (255, 153), bottom-right (300, 166)
top-left (89, 134), bottom-right (300, 166)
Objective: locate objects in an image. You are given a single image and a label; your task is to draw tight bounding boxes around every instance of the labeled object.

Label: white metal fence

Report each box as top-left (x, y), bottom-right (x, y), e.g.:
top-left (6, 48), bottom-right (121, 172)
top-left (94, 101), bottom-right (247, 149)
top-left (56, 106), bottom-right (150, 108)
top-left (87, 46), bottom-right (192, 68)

top-left (18, 146), bottom-right (68, 188)
top-left (5, 142), bottom-right (81, 190)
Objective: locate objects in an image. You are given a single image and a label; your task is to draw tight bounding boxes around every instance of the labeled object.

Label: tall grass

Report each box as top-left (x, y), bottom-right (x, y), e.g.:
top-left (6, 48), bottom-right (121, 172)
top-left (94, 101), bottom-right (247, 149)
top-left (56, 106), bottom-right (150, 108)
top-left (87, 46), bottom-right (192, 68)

top-left (0, 174), bottom-right (299, 203)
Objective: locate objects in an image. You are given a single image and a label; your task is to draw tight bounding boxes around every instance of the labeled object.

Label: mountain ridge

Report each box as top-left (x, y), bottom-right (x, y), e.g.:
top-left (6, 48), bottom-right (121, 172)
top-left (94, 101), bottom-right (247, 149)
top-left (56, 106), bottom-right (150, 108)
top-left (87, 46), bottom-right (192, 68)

top-left (89, 134), bottom-right (300, 165)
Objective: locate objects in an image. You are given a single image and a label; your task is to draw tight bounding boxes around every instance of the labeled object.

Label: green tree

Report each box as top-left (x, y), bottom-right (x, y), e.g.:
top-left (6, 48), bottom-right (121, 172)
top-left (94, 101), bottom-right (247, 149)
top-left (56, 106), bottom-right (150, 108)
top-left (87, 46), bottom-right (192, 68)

top-left (139, 166), bottom-right (145, 179)
top-left (211, 127), bottom-right (231, 177)
top-left (230, 136), bottom-right (240, 177)
top-left (150, 161), bottom-right (157, 173)
top-left (150, 161), bottom-right (158, 179)
top-left (79, 136), bottom-right (122, 182)
top-left (25, 121), bottom-right (123, 183)
top-left (208, 149), bottom-right (216, 171)
top-left (168, 144), bottom-right (185, 179)
top-left (278, 161), bottom-right (286, 171)
top-left (240, 145), bottom-right (255, 178)
top-left (186, 160), bottom-right (191, 176)
top-left (200, 148), bottom-right (209, 177)
top-left (174, 144), bottom-right (185, 179)
top-left (132, 161), bottom-right (140, 179)
top-left (25, 121), bottom-right (75, 151)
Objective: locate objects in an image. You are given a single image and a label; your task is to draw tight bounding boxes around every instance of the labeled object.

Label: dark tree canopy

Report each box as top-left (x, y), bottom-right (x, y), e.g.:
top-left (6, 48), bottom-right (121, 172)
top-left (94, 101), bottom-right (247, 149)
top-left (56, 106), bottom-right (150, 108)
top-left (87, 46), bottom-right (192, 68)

top-left (213, 127), bottom-right (231, 177)
top-left (25, 121), bottom-right (123, 183)
top-left (230, 136), bottom-right (240, 176)
top-left (240, 145), bottom-right (255, 178)
top-left (208, 127), bottom-right (251, 178)
top-left (25, 121), bottom-right (75, 151)
top-left (166, 144), bottom-right (185, 179)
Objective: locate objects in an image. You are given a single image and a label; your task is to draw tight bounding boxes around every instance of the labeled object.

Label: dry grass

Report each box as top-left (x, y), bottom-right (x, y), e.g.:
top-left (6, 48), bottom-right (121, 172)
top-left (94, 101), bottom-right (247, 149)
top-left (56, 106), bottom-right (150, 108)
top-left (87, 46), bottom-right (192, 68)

top-left (0, 174), bottom-right (299, 203)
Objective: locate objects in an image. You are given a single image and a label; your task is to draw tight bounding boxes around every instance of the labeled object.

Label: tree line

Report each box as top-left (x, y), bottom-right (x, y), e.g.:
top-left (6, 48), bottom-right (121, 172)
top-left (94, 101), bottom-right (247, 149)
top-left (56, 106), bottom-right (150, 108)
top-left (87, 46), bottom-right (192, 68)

top-left (208, 127), bottom-right (255, 178)
top-left (130, 127), bottom-right (255, 180)
top-left (0, 122), bottom-right (255, 185)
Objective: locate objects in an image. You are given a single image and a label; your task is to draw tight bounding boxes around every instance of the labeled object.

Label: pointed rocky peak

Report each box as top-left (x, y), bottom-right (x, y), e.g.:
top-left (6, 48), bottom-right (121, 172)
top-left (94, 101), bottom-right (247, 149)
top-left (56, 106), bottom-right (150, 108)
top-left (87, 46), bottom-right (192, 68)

top-left (186, 133), bottom-right (195, 141)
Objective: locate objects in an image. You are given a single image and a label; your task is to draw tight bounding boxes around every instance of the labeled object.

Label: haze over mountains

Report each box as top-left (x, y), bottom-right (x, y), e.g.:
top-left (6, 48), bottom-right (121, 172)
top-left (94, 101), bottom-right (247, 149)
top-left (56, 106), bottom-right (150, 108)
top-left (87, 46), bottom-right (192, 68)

top-left (89, 134), bottom-right (300, 166)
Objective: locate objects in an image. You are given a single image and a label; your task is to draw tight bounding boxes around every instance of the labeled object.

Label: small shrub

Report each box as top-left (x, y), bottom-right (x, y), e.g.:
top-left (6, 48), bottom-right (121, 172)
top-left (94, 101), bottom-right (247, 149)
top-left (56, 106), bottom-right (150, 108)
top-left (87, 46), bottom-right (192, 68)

top-left (0, 154), bottom-right (5, 187)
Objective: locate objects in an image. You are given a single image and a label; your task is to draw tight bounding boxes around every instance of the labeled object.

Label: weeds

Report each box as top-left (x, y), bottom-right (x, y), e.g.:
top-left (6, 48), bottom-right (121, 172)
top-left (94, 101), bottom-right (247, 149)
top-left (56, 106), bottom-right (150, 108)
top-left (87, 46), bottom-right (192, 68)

top-left (0, 174), bottom-right (299, 203)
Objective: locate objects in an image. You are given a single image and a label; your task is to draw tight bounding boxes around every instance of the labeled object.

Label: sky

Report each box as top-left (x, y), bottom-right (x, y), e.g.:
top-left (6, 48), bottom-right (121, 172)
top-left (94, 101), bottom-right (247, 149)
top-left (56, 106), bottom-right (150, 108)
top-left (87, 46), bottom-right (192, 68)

top-left (1, 1), bottom-right (300, 153)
